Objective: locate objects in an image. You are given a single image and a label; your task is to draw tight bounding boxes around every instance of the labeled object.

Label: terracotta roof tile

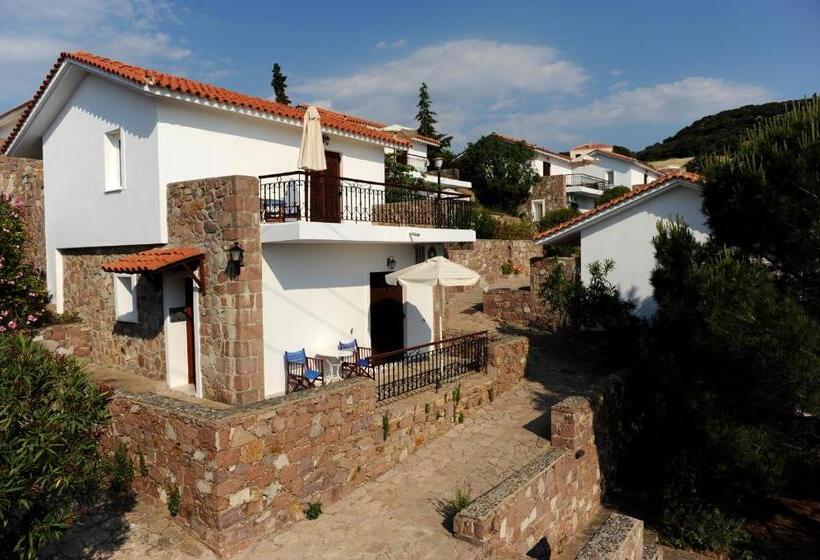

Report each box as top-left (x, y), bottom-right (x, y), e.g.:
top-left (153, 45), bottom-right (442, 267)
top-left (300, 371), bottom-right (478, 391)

top-left (0, 100), bottom-right (31, 121)
top-left (587, 149), bottom-right (658, 172)
top-left (102, 247), bottom-right (205, 273)
top-left (3, 51), bottom-right (410, 154)
top-left (494, 133), bottom-right (569, 161)
top-left (571, 142), bottom-right (612, 150)
top-left (534, 171), bottom-right (701, 241)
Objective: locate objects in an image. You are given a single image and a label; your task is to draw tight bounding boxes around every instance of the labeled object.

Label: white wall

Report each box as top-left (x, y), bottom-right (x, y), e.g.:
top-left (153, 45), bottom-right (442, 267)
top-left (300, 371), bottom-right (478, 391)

top-left (573, 153), bottom-right (659, 188)
top-left (42, 74), bottom-right (162, 307)
top-left (531, 152), bottom-right (572, 177)
top-left (580, 185), bottom-right (709, 317)
top-left (262, 243), bottom-right (431, 396)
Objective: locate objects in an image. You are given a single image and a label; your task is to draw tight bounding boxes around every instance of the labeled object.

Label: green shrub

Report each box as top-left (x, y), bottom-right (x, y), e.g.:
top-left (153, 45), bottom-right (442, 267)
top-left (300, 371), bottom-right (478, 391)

top-left (0, 194), bottom-right (50, 333)
top-left (469, 205), bottom-right (533, 240)
top-left (167, 486), bottom-right (181, 517)
top-left (108, 442), bottom-right (135, 493)
top-left (138, 451), bottom-right (148, 477)
top-left (500, 260), bottom-right (514, 275)
top-left (594, 186), bottom-right (631, 207)
top-left (449, 486), bottom-right (471, 514)
top-left (0, 334), bottom-right (110, 558)
top-left (305, 501), bottom-right (322, 520)
top-left (382, 412), bottom-right (390, 441)
top-left (537, 207), bottom-right (579, 231)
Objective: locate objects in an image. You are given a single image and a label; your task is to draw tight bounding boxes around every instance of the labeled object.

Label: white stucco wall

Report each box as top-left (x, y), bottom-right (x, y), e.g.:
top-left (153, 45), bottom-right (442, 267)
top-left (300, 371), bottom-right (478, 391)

top-left (579, 185), bottom-right (709, 317)
top-left (573, 153), bottom-right (658, 188)
top-left (262, 243), bottom-right (432, 396)
top-left (531, 152), bottom-right (572, 177)
top-left (42, 74), bottom-right (162, 306)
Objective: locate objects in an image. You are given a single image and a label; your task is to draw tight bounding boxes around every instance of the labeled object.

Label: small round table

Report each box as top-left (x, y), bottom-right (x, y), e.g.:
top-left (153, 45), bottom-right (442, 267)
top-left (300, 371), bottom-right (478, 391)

top-left (316, 349), bottom-right (354, 383)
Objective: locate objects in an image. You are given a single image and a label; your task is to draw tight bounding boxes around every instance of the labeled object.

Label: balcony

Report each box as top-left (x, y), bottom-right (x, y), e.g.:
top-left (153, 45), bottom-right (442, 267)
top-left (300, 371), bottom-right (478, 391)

top-left (259, 171), bottom-right (473, 230)
top-left (563, 173), bottom-right (607, 190)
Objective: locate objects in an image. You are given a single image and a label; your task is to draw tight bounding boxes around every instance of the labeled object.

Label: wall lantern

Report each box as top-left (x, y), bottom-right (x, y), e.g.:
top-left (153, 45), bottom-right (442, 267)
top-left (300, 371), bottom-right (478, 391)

top-left (427, 246), bottom-right (438, 259)
top-left (227, 242), bottom-right (244, 279)
top-left (386, 256), bottom-right (397, 270)
top-left (322, 133), bottom-right (331, 146)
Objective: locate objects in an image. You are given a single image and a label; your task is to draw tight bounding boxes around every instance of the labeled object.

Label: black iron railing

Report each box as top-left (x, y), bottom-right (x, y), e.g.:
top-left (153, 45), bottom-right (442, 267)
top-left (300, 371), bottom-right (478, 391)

top-left (259, 171), bottom-right (472, 228)
top-left (563, 173), bottom-right (607, 190)
top-left (342, 331), bottom-right (489, 401)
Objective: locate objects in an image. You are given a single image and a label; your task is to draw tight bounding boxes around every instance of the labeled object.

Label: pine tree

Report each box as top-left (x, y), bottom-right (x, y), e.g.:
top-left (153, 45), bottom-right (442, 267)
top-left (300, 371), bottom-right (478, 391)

top-left (271, 63), bottom-right (290, 105)
top-left (415, 82), bottom-right (437, 139)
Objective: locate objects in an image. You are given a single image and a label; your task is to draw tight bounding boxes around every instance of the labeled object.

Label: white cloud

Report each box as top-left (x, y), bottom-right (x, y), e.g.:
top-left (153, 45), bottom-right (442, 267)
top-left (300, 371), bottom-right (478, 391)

top-left (488, 77), bottom-right (772, 148)
top-left (375, 38), bottom-right (407, 49)
top-left (293, 39), bottom-right (588, 140)
top-left (0, 0), bottom-right (193, 106)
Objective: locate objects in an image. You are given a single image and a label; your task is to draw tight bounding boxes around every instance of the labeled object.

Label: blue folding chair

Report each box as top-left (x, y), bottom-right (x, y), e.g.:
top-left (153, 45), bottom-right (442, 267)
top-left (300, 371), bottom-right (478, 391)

top-left (285, 349), bottom-right (324, 393)
top-left (339, 339), bottom-right (372, 368)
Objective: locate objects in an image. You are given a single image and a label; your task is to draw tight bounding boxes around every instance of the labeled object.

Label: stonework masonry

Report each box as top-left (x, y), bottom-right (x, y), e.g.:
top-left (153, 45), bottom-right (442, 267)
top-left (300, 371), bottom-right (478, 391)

top-left (453, 395), bottom-right (602, 556)
top-left (0, 154), bottom-right (45, 272)
top-left (167, 175), bottom-right (264, 405)
top-left (523, 175), bottom-right (568, 220)
top-left (62, 245), bottom-right (166, 377)
top-left (103, 334), bottom-right (527, 557)
top-left (445, 239), bottom-right (543, 287)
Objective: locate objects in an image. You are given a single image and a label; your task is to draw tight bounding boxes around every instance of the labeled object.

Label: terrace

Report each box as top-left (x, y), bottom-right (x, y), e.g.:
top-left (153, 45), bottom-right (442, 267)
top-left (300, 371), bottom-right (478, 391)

top-left (259, 171), bottom-right (473, 229)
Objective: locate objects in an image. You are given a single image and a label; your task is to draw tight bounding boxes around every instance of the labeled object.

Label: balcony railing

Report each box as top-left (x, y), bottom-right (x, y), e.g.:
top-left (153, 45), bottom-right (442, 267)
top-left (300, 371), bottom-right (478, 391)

top-left (563, 173), bottom-right (607, 190)
top-left (259, 171), bottom-right (472, 229)
top-left (342, 331), bottom-right (488, 401)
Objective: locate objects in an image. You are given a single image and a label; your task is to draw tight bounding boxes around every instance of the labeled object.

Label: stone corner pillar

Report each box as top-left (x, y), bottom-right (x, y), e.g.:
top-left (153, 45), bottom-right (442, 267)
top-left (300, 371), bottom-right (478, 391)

top-left (167, 175), bottom-right (264, 405)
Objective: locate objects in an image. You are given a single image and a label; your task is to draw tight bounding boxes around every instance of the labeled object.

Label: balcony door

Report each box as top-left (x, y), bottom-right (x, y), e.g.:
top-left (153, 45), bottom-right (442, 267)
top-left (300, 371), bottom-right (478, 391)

top-left (370, 271), bottom-right (404, 355)
top-left (309, 151), bottom-right (341, 223)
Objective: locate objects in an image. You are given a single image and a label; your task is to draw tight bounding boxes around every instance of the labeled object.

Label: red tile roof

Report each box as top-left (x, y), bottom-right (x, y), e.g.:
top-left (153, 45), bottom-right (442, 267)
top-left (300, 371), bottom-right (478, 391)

top-left (102, 247), bottom-right (205, 273)
top-left (534, 171), bottom-right (701, 241)
top-left (305, 106), bottom-right (440, 146)
top-left (587, 149), bottom-right (658, 173)
top-left (571, 142), bottom-right (612, 151)
top-left (0, 100), bottom-right (31, 121)
top-left (494, 133), bottom-right (569, 160)
top-left (3, 51), bottom-right (410, 154)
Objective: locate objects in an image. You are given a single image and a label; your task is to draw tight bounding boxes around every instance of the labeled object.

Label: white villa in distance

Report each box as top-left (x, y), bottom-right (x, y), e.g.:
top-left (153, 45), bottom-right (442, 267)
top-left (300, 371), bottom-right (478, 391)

top-left (535, 171), bottom-right (707, 317)
top-left (496, 134), bottom-right (662, 216)
top-left (3, 51), bottom-right (477, 404)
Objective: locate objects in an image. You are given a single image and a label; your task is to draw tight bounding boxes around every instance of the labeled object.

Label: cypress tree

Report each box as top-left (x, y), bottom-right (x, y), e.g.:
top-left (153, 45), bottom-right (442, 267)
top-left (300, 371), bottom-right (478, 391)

top-left (415, 82), bottom-right (437, 139)
top-left (271, 63), bottom-right (291, 105)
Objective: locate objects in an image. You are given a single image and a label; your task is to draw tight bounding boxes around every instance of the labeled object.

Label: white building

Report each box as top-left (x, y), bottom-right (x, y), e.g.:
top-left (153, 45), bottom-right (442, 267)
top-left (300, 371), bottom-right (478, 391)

top-left (5, 51), bottom-right (476, 402)
top-left (0, 100), bottom-right (30, 144)
top-left (535, 173), bottom-right (708, 317)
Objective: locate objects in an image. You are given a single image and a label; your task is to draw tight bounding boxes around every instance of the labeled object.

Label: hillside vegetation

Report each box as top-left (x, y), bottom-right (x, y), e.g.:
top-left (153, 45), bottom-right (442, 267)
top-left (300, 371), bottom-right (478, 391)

top-left (636, 98), bottom-right (812, 161)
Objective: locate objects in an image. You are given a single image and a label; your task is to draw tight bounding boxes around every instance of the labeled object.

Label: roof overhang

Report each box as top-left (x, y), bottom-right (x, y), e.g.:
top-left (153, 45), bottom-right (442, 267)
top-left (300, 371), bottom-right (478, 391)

top-left (102, 247), bottom-right (205, 274)
top-left (536, 178), bottom-right (702, 245)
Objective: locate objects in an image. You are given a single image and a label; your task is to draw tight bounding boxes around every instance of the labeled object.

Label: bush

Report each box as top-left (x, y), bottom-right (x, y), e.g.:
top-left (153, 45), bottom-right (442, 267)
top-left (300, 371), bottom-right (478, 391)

top-left (167, 486), bottom-right (181, 517)
top-left (0, 334), bottom-right (110, 558)
top-left (449, 486), bottom-right (471, 515)
top-left (537, 207), bottom-right (579, 231)
top-left (305, 501), bottom-right (322, 520)
top-left (108, 443), bottom-right (135, 493)
top-left (0, 194), bottom-right (49, 333)
top-left (595, 186), bottom-right (631, 207)
top-left (458, 135), bottom-right (538, 212)
top-left (470, 205), bottom-right (533, 240)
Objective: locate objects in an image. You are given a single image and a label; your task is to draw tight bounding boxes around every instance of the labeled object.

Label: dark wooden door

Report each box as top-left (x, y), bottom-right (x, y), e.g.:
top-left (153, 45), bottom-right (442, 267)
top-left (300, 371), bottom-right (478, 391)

top-left (370, 272), bottom-right (404, 355)
top-left (309, 151), bottom-right (341, 222)
top-left (543, 161), bottom-right (551, 176)
top-left (184, 278), bottom-right (196, 386)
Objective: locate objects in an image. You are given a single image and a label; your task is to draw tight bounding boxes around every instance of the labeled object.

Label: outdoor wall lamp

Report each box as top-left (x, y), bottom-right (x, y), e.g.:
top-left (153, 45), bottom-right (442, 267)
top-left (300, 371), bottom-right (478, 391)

top-left (227, 242), bottom-right (244, 280)
top-left (322, 133), bottom-right (331, 146)
top-left (427, 246), bottom-right (438, 259)
top-left (386, 256), bottom-right (397, 270)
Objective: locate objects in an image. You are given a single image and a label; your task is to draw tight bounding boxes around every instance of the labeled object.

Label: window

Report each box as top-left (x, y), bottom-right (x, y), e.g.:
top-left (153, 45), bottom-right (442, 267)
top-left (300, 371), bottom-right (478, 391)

top-left (643, 173), bottom-right (648, 184)
top-left (113, 274), bottom-right (138, 323)
top-left (605, 170), bottom-right (615, 186)
top-left (543, 161), bottom-right (551, 176)
top-left (532, 199), bottom-right (546, 221)
top-left (104, 128), bottom-right (124, 191)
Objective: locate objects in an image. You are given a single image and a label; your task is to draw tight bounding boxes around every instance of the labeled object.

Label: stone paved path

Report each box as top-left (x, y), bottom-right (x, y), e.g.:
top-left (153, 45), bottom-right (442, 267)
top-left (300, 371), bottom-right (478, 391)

top-left (236, 343), bottom-right (599, 560)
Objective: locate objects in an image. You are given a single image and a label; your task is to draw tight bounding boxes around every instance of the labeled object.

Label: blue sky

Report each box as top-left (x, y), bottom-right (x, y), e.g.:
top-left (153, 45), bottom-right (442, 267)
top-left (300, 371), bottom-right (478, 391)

top-left (2, 0), bottom-right (818, 152)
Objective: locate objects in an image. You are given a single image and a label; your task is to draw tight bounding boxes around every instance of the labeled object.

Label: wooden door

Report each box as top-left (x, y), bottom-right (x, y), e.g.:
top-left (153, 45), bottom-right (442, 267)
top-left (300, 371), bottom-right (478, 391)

top-left (370, 272), bottom-right (404, 355)
top-left (184, 278), bottom-right (196, 386)
top-left (543, 161), bottom-right (551, 176)
top-left (309, 151), bottom-right (341, 222)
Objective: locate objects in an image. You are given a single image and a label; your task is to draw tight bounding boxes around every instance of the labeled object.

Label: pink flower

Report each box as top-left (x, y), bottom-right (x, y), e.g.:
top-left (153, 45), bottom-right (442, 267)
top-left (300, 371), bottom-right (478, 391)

top-left (7, 320), bottom-right (17, 330)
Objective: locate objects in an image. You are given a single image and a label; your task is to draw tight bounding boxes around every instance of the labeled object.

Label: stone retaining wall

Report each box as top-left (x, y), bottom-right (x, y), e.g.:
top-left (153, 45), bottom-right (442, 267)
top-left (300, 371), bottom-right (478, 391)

top-left (105, 334), bottom-right (527, 557)
top-left (576, 513), bottom-right (651, 560)
top-left (36, 321), bottom-right (93, 358)
top-left (453, 396), bottom-right (602, 556)
top-left (445, 240), bottom-right (542, 287)
top-left (0, 154), bottom-right (45, 272)
top-left (523, 175), bottom-right (567, 220)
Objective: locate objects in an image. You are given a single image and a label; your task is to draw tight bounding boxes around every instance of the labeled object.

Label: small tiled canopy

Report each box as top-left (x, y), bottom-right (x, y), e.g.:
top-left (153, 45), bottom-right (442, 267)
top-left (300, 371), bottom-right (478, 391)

top-left (102, 247), bottom-right (205, 274)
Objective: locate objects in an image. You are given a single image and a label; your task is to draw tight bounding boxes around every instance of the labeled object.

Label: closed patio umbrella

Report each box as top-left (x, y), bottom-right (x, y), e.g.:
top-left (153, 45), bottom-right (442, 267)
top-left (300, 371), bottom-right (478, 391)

top-left (385, 256), bottom-right (483, 341)
top-left (298, 105), bottom-right (326, 171)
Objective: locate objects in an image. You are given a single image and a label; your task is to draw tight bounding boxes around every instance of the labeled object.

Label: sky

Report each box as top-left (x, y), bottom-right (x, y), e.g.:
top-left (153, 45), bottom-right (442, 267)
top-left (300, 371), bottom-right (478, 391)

top-left (1, 0), bottom-right (818, 152)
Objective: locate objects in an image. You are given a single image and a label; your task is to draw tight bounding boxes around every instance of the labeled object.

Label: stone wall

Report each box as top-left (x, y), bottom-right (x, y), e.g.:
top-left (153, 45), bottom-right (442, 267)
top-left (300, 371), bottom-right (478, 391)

top-left (445, 239), bottom-right (542, 287)
top-left (36, 321), bottom-right (93, 358)
top-left (523, 175), bottom-right (567, 220)
top-left (453, 396), bottom-right (602, 556)
top-left (104, 334), bottom-right (527, 557)
top-left (0, 154), bottom-right (45, 272)
top-left (576, 513), bottom-right (649, 560)
top-left (481, 256), bottom-right (577, 329)
top-left (167, 175), bottom-right (264, 405)
top-left (62, 246), bottom-right (166, 377)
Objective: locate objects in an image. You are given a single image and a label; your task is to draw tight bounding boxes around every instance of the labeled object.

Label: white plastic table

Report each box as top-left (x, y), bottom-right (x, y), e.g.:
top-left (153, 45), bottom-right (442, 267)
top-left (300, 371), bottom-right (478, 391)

top-left (316, 349), bottom-right (354, 383)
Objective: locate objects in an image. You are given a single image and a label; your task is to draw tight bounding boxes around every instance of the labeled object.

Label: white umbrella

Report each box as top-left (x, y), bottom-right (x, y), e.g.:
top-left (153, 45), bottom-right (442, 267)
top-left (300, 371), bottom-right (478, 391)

top-left (298, 105), bottom-right (326, 171)
top-left (385, 256), bottom-right (483, 341)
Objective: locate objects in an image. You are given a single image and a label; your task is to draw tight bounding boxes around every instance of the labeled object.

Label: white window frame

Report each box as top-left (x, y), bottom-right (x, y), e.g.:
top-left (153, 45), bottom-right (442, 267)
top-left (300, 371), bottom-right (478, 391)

top-left (104, 128), bottom-right (125, 192)
top-left (113, 273), bottom-right (139, 323)
top-left (531, 199), bottom-right (546, 221)
top-left (605, 170), bottom-right (615, 186)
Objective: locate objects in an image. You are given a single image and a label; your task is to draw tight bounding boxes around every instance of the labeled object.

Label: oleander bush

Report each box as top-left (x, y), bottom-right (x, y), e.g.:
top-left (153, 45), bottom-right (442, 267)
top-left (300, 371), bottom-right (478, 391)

top-left (0, 334), bottom-right (110, 559)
